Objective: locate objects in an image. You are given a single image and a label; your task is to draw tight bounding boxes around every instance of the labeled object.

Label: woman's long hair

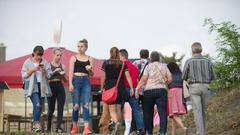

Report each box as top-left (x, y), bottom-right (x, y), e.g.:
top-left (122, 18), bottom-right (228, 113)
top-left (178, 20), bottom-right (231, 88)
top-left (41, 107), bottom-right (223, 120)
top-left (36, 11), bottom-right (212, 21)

top-left (167, 62), bottom-right (182, 74)
top-left (109, 47), bottom-right (121, 66)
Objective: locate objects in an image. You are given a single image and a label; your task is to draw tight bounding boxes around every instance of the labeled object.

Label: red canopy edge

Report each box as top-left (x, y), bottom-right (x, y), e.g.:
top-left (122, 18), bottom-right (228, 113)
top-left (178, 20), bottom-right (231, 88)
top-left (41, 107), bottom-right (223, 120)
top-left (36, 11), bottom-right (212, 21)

top-left (0, 48), bottom-right (103, 89)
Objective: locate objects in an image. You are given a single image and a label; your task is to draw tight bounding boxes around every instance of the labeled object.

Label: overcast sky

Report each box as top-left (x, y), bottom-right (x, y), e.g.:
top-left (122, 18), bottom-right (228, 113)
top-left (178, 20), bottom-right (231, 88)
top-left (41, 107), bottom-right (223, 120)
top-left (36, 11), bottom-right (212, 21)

top-left (0, 0), bottom-right (240, 62)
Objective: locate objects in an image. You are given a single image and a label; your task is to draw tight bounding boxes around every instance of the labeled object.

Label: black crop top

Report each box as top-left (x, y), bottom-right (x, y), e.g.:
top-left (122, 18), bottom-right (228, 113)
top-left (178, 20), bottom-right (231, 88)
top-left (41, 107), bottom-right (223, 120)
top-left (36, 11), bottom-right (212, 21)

top-left (73, 57), bottom-right (90, 74)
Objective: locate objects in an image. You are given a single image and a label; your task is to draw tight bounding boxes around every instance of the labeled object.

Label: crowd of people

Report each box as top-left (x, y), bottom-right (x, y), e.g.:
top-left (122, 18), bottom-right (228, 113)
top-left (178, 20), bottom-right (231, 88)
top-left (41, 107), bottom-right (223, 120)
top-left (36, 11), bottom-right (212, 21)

top-left (21, 39), bottom-right (215, 135)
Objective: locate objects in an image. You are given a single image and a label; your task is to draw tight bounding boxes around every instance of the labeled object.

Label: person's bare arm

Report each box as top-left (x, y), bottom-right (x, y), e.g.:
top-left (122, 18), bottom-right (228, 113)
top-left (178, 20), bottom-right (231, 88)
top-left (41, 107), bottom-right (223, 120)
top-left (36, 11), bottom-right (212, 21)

top-left (88, 56), bottom-right (94, 76)
top-left (100, 71), bottom-right (106, 91)
top-left (69, 56), bottom-right (76, 92)
top-left (125, 71), bottom-right (134, 96)
top-left (26, 67), bottom-right (39, 77)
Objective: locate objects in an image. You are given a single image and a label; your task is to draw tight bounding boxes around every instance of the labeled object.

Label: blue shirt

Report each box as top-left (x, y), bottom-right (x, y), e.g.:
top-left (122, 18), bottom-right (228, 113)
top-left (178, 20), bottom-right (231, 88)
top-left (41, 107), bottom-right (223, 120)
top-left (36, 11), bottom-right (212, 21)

top-left (169, 72), bottom-right (183, 89)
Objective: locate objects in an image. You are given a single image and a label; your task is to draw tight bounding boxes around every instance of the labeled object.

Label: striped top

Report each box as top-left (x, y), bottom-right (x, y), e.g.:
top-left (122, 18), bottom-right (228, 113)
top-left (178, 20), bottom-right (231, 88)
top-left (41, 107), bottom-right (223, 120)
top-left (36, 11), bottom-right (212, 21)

top-left (182, 54), bottom-right (216, 84)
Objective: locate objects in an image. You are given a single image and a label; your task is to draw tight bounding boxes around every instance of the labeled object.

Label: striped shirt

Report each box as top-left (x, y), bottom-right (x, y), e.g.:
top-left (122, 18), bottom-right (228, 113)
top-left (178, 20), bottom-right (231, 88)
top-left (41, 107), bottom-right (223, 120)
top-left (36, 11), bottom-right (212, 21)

top-left (133, 59), bottom-right (149, 75)
top-left (182, 54), bottom-right (216, 84)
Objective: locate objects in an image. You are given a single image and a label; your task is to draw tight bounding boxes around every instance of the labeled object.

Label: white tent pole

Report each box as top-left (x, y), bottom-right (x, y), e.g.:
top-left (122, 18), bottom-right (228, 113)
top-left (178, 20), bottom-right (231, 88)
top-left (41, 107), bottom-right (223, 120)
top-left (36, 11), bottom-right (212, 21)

top-left (53, 19), bottom-right (62, 47)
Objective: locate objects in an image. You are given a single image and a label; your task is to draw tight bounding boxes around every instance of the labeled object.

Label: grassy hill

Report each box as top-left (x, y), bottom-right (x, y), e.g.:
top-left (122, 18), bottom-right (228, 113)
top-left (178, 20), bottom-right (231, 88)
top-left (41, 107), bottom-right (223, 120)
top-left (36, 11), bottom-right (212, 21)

top-left (184, 85), bottom-right (240, 135)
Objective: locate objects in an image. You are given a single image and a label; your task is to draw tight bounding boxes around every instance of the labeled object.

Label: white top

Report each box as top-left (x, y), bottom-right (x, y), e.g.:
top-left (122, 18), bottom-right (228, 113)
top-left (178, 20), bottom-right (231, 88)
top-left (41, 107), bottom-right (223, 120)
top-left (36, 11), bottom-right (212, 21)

top-left (133, 58), bottom-right (149, 95)
top-left (33, 63), bottom-right (42, 82)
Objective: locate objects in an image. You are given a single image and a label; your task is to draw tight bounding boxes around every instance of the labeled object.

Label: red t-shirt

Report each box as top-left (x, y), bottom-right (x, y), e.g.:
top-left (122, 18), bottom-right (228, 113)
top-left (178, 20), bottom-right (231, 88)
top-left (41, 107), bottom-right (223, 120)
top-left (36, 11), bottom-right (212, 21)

top-left (124, 60), bottom-right (139, 88)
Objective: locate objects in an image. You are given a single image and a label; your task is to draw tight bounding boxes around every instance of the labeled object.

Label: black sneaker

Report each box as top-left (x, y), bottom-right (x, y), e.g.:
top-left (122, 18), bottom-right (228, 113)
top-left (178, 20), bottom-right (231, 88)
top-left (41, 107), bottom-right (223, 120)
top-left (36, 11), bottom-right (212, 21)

top-left (137, 128), bottom-right (145, 135)
top-left (55, 127), bottom-right (65, 133)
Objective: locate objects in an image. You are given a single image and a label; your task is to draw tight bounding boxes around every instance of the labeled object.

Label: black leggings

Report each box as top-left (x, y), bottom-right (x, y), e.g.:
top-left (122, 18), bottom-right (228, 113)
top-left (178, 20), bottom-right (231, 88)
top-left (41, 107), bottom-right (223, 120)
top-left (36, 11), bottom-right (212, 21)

top-left (47, 81), bottom-right (66, 130)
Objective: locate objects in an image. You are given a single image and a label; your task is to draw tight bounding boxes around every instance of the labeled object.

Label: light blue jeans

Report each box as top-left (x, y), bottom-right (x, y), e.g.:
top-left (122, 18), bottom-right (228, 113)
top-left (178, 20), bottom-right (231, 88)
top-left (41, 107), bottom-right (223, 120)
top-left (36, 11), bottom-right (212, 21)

top-left (71, 76), bottom-right (91, 122)
top-left (30, 83), bottom-right (44, 123)
top-left (125, 88), bottom-right (144, 130)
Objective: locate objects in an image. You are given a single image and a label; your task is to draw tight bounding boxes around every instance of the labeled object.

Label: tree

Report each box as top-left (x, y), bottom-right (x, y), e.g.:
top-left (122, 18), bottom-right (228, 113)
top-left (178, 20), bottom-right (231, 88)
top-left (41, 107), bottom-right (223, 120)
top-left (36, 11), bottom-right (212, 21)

top-left (204, 18), bottom-right (240, 89)
top-left (159, 52), bottom-right (185, 67)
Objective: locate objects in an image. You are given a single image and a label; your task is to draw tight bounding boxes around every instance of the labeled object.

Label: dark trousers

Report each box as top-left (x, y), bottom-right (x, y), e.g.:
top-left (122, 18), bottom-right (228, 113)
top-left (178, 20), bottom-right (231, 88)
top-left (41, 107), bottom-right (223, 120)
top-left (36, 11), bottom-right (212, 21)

top-left (143, 89), bottom-right (168, 134)
top-left (47, 81), bottom-right (66, 130)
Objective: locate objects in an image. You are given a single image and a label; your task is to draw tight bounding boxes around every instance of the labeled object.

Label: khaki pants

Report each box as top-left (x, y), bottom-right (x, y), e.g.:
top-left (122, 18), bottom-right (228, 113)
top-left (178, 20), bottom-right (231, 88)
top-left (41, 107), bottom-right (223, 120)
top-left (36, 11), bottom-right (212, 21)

top-left (189, 83), bottom-right (210, 135)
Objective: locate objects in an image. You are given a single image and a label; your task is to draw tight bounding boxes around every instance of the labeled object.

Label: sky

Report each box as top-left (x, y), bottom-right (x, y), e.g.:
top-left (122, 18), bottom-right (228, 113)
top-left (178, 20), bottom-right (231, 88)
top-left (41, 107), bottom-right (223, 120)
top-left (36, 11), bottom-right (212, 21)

top-left (0, 0), bottom-right (240, 62)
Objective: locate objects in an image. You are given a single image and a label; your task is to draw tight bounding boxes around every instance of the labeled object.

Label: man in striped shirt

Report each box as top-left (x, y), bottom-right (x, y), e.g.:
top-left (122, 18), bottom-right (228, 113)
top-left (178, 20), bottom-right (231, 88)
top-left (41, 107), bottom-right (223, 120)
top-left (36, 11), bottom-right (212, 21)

top-left (182, 42), bottom-right (215, 135)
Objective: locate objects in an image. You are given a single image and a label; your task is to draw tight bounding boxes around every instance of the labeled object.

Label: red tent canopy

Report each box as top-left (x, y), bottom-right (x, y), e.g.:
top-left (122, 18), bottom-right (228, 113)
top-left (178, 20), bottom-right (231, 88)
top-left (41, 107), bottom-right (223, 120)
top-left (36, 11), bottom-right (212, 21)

top-left (0, 47), bottom-right (103, 88)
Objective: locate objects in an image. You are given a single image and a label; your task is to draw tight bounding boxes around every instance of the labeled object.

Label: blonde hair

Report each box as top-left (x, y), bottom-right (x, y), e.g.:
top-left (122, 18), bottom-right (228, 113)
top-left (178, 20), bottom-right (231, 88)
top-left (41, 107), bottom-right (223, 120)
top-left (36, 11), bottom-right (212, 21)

top-left (53, 47), bottom-right (62, 54)
top-left (191, 42), bottom-right (202, 54)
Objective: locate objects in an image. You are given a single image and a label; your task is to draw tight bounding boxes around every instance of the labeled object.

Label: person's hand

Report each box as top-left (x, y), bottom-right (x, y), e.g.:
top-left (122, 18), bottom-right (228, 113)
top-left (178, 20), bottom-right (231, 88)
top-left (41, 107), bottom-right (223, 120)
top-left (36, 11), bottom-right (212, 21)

top-left (39, 65), bottom-right (48, 75)
top-left (130, 89), bottom-right (134, 97)
top-left (32, 66), bottom-right (40, 72)
top-left (69, 84), bottom-right (74, 92)
top-left (59, 71), bottom-right (65, 75)
top-left (85, 65), bottom-right (92, 71)
top-left (39, 64), bottom-right (45, 71)
top-left (53, 68), bottom-right (62, 73)
top-left (135, 86), bottom-right (140, 92)
top-left (135, 89), bottom-right (139, 99)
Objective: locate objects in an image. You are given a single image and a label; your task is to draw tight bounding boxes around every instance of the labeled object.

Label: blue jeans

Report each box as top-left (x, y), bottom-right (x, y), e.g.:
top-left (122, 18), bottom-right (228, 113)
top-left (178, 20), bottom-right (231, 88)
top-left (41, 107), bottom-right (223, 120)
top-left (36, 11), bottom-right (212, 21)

top-left (71, 76), bottom-right (91, 122)
top-left (30, 92), bottom-right (44, 123)
top-left (125, 88), bottom-right (144, 130)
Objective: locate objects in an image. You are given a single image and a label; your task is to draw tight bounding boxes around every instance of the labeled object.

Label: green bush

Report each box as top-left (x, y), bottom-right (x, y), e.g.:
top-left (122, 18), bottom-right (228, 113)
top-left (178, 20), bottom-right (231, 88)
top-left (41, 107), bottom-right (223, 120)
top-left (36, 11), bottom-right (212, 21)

top-left (204, 18), bottom-right (240, 90)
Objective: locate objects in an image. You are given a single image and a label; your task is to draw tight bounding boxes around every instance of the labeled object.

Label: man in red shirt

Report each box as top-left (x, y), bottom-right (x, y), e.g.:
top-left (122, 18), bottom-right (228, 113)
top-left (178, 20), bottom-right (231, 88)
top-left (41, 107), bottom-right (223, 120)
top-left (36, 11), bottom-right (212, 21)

top-left (119, 49), bottom-right (145, 135)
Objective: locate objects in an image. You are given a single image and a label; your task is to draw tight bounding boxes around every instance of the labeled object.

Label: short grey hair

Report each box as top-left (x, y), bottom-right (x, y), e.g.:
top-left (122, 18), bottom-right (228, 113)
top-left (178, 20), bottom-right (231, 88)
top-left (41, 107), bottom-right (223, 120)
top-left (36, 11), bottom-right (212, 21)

top-left (150, 51), bottom-right (160, 62)
top-left (191, 42), bottom-right (202, 54)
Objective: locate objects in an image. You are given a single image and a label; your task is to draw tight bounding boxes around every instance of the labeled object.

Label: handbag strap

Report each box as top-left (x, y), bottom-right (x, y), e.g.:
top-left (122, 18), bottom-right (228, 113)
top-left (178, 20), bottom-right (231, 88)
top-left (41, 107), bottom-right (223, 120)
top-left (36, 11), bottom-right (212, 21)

top-left (115, 61), bottom-right (125, 87)
top-left (155, 63), bottom-right (167, 84)
top-left (139, 61), bottom-right (149, 80)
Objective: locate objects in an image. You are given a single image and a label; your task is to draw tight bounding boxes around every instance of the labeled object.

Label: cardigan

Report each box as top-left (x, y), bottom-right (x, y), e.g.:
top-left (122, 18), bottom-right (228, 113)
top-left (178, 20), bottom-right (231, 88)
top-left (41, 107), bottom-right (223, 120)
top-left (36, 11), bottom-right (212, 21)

top-left (21, 58), bottom-right (52, 97)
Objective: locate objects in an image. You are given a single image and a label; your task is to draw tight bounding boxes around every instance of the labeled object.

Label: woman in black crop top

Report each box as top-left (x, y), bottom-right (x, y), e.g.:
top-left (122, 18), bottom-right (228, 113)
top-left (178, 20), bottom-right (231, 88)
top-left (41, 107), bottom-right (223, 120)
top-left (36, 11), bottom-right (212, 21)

top-left (100, 47), bottom-right (134, 134)
top-left (47, 48), bottom-right (67, 133)
top-left (68, 39), bottom-right (94, 134)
